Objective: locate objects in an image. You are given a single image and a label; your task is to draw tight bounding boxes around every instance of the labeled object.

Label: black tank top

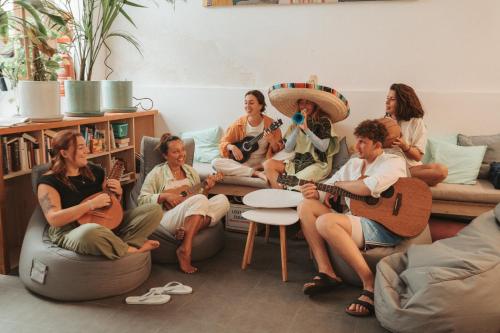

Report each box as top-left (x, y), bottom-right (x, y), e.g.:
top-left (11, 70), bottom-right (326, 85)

top-left (37, 164), bottom-right (105, 209)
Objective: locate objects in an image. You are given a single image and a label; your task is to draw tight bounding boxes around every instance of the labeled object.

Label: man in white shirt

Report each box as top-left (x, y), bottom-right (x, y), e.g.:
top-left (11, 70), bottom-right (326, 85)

top-left (298, 119), bottom-right (407, 317)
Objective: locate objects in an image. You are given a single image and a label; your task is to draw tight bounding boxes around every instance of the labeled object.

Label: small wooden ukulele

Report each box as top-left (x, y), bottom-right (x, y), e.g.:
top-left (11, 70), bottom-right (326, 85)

top-left (162, 172), bottom-right (224, 210)
top-left (78, 160), bottom-right (125, 230)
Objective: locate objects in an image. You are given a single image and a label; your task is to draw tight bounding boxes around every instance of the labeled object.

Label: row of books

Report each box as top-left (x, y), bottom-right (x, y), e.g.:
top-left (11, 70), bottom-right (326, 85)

top-left (109, 124), bottom-right (130, 149)
top-left (2, 133), bottom-right (41, 175)
top-left (81, 125), bottom-right (106, 153)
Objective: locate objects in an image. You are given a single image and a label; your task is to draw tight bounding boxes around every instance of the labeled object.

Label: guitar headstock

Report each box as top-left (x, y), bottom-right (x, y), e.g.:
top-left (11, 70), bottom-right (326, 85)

top-left (109, 159), bottom-right (125, 180)
top-left (207, 172), bottom-right (224, 183)
top-left (270, 119), bottom-right (283, 131)
top-left (277, 174), bottom-right (299, 187)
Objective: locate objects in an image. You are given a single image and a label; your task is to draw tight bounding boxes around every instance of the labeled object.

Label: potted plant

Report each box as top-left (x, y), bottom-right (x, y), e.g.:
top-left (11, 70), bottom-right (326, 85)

top-left (56, 0), bottom-right (146, 116)
top-left (0, 0), bottom-right (69, 121)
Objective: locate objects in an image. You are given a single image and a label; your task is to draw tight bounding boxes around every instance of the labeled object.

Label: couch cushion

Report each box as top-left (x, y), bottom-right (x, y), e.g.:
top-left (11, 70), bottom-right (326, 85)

top-left (458, 133), bottom-right (500, 179)
top-left (181, 127), bottom-right (222, 163)
top-left (430, 179), bottom-right (500, 204)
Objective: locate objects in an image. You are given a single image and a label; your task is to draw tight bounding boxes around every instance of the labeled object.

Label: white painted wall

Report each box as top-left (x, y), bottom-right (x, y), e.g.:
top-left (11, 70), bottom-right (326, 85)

top-left (105, 0), bottom-right (499, 142)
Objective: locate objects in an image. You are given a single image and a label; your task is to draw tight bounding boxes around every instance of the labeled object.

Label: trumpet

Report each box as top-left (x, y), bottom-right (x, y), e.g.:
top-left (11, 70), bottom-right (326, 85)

top-left (292, 110), bottom-right (305, 125)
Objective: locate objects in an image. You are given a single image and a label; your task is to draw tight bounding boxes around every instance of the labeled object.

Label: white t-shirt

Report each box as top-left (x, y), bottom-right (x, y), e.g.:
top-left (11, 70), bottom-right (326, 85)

top-left (245, 121), bottom-right (268, 169)
top-left (399, 117), bottom-right (427, 167)
top-left (320, 152), bottom-right (408, 209)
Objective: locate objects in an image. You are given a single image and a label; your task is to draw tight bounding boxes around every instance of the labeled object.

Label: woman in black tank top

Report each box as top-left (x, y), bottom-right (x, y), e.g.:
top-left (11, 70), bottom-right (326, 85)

top-left (37, 130), bottom-right (162, 259)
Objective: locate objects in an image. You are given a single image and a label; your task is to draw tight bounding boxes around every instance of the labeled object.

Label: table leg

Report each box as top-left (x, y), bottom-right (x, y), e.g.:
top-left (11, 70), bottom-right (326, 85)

top-left (241, 221), bottom-right (256, 270)
top-left (247, 223), bottom-right (257, 265)
top-left (279, 225), bottom-right (288, 282)
top-left (265, 225), bottom-right (270, 243)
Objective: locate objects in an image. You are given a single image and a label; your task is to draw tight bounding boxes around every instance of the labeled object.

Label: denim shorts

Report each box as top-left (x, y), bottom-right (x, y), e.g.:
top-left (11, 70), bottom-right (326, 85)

top-left (359, 217), bottom-right (403, 247)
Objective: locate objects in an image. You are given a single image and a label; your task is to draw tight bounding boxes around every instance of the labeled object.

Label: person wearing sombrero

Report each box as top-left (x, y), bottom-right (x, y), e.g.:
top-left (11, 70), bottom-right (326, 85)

top-left (263, 76), bottom-right (349, 188)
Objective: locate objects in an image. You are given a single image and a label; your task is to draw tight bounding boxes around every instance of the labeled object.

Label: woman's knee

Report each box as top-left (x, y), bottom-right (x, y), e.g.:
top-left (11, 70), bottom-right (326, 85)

top-left (74, 223), bottom-right (108, 244)
top-left (214, 194), bottom-right (230, 212)
top-left (297, 199), bottom-right (315, 218)
top-left (211, 158), bottom-right (223, 170)
top-left (315, 215), bottom-right (341, 237)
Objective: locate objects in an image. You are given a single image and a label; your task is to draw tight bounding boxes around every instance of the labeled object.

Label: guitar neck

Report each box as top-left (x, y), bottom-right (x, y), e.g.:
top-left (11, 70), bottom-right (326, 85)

top-left (299, 179), bottom-right (367, 202)
top-left (247, 131), bottom-right (265, 146)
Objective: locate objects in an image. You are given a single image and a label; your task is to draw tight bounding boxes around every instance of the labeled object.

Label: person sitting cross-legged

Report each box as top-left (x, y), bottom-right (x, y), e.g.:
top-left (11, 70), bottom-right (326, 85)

top-left (297, 119), bottom-right (408, 317)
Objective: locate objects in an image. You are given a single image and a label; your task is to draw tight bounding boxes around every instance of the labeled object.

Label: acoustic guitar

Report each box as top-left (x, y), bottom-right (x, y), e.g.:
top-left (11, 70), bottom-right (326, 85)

top-left (78, 160), bottom-right (125, 230)
top-left (162, 172), bottom-right (224, 210)
top-left (277, 174), bottom-right (432, 238)
top-left (230, 119), bottom-right (283, 163)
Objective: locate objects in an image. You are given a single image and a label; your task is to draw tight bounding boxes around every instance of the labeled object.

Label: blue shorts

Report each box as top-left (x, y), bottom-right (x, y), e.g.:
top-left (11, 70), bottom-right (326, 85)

top-left (360, 217), bottom-right (403, 247)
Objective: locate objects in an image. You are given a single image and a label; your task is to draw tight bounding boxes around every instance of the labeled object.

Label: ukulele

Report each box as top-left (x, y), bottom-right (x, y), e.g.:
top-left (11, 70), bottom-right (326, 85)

top-left (277, 174), bottom-right (432, 238)
top-left (162, 172), bottom-right (224, 210)
top-left (78, 160), bottom-right (125, 230)
top-left (230, 119), bottom-right (283, 163)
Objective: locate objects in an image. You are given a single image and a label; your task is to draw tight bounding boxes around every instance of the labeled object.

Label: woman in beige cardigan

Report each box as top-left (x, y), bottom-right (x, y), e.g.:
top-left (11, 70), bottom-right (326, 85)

top-left (138, 133), bottom-right (229, 273)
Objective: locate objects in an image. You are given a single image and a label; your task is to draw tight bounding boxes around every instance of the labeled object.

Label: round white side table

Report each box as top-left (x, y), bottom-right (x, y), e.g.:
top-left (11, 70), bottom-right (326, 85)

top-left (241, 189), bottom-right (302, 282)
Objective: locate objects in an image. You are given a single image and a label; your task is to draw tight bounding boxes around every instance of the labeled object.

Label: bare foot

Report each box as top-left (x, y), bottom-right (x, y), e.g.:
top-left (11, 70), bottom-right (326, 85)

top-left (128, 240), bottom-right (160, 254)
top-left (175, 227), bottom-right (185, 240)
top-left (176, 247), bottom-right (198, 274)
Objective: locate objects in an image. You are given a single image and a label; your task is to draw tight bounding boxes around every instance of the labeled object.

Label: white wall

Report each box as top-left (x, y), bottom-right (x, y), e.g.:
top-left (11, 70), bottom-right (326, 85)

top-left (106, 0), bottom-right (500, 142)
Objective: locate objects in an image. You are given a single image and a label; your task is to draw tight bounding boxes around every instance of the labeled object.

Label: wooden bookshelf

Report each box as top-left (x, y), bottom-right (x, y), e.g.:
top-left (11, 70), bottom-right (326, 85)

top-left (0, 110), bottom-right (157, 274)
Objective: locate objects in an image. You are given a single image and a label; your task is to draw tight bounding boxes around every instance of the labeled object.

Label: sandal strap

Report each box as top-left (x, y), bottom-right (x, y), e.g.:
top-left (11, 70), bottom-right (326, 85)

top-left (360, 289), bottom-right (374, 300)
top-left (350, 299), bottom-right (375, 314)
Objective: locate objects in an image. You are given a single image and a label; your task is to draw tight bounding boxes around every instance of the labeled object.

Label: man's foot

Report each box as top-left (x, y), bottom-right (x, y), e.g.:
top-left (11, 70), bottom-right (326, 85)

top-left (176, 246), bottom-right (198, 274)
top-left (345, 289), bottom-right (375, 317)
top-left (175, 227), bottom-right (185, 240)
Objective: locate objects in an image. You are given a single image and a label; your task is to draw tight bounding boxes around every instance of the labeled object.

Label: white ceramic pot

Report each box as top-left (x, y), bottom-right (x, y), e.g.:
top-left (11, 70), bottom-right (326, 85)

top-left (18, 81), bottom-right (62, 122)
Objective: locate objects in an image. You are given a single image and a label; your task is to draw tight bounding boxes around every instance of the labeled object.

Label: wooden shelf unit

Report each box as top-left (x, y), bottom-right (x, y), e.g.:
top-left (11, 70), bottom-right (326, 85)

top-left (0, 110), bottom-right (158, 274)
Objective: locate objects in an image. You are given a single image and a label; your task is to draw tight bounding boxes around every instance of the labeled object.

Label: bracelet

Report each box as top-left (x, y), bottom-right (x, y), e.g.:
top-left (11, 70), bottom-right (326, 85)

top-left (88, 201), bottom-right (94, 211)
top-left (403, 145), bottom-right (411, 152)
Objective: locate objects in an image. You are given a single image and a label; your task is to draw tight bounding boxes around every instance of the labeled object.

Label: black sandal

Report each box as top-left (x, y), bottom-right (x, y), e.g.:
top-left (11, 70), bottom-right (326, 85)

top-left (302, 272), bottom-right (343, 296)
top-left (345, 289), bottom-right (375, 317)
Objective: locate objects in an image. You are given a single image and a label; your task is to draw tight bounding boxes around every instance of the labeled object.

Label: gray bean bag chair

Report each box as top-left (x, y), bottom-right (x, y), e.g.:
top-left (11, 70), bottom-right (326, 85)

top-left (375, 204), bottom-right (500, 333)
top-left (328, 225), bottom-right (432, 286)
top-left (128, 136), bottom-right (225, 264)
top-left (19, 164), bottom-right (151, 301)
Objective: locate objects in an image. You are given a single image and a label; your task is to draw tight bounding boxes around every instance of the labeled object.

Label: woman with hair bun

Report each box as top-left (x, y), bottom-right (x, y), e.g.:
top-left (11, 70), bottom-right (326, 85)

top-left (138, 133), bottom-right (229, 273)
top-left (37, 130), bottom-right (162, 259)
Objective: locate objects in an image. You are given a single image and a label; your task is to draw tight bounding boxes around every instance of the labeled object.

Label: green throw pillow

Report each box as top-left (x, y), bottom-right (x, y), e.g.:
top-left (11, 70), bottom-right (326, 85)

top-left (181, 127), bottom-right (222, 163)
top-left (429, 140), bottom-right (487, 185)
top-left (422, 134), bottom-right (457, 164)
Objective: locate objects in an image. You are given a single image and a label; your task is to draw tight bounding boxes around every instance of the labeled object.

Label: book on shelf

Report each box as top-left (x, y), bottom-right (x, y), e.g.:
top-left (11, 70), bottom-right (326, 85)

top-left (1, 134), bottom-right (41, 176)
top-left (115, 138), bottom-right (130, 144)
top-left (120, 171), bottom-right (134, 182)
top-left (44, 129), bottom-right (58, 138)
top-left (109, 124), bottom-right (116, 149)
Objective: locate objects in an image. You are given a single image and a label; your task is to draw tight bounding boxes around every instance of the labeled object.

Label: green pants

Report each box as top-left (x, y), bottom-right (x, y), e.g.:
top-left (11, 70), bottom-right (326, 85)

top-left (54, 203), bottom-right (162, 259)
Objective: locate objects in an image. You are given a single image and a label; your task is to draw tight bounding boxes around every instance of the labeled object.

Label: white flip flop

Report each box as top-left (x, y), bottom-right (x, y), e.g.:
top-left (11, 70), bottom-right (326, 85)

top-left (125, 290), bottom-right (171, 305)
top-left (152, 281), bottom-right (193, 295)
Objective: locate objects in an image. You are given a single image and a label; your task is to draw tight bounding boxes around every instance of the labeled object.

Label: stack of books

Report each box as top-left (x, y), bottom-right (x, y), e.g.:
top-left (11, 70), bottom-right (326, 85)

top-left (2, 133), bottom-right (41, 175)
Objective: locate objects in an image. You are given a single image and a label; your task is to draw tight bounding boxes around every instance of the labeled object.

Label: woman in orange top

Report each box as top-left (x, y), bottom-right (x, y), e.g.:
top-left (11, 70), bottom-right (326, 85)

top-left (212, 90), bottom-right (282, 179)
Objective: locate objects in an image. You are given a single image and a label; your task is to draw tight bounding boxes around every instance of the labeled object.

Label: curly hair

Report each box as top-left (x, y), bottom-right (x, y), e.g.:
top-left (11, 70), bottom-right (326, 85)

top-left (47, 130), bottom-right (95, 190)
top-left (156, 132), bottom-right (181, 155)
top-left (354, 119), bottom-right (388, 145)
top-left (245, 90), bottom-right (267, 113)
top-left (390, 83), bottom-right (425, 121)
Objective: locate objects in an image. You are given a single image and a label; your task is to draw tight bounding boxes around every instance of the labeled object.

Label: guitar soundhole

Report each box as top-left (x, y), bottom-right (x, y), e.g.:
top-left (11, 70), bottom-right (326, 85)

top-left (381, 186), bottom-right (394, 198)
top-left (242, 142), bottom-right (251, 151)
top-left (365, 197), bottom-right (379, 205)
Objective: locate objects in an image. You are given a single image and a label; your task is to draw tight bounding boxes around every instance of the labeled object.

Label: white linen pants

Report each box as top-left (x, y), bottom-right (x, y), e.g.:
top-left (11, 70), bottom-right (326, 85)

top-left (159, 194), bottom-right (230, 235)
top-left (211, 158), bottom-right (254, 177)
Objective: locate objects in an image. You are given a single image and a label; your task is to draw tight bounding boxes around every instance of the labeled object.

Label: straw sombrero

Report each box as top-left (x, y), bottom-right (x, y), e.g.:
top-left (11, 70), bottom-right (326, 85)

top-left (268, 75), bottom-right (350, 123)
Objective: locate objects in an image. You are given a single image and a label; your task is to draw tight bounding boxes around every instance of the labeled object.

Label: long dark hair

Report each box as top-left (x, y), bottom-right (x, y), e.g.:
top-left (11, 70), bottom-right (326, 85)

top-left (245, 90), bottom-right (266, 113)
top-left (47, 129), bottom-right (95, 190)
top-left (390, 83), bottom-right (425, 121)
top-left (156, 132), bottom-right (181, 155)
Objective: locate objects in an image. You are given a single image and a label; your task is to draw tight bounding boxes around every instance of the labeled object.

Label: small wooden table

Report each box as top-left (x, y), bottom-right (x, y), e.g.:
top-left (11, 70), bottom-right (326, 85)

top-left (241, 189), bottom-right (302, 282)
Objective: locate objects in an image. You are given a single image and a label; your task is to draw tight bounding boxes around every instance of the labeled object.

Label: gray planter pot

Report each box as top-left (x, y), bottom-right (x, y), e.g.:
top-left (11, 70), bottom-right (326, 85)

top-left (64, 80), bottom-right (103, 117)
top-left (101, 80), bottom-right (136, 113)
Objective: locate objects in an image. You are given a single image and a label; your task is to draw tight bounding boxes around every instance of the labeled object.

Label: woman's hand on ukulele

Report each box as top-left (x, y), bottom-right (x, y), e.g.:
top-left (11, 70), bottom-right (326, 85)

top-left (161, 192), bottom-right (184, 209)
top-left (228, 144), bottom-right (243, 161)
top-left (300, 183), bottom-right (319, 200)
top-left (89, 193), bottom-right (112, 210)
top-left (106, 179), bottom-right (123, 197)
